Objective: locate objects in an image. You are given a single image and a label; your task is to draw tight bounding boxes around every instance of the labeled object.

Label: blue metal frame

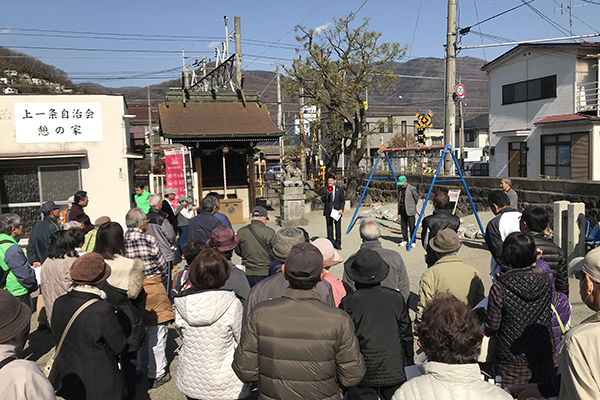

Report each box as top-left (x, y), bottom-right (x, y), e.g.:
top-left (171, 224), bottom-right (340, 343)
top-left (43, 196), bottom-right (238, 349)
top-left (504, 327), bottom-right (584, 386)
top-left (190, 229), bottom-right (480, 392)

top-left (345, 144), bottom-right (486, 246)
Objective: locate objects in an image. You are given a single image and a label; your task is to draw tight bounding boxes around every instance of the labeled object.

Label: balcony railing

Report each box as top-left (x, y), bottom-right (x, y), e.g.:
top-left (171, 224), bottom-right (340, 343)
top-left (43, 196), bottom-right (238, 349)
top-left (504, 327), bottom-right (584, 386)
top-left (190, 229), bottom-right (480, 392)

top-left (576, 81), bottom-right (599, 113)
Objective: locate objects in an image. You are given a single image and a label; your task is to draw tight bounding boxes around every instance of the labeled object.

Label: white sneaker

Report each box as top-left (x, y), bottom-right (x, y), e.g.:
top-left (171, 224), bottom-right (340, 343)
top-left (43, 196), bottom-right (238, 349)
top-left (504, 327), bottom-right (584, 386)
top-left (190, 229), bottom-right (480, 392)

top-left (411, 243), bottom-right (416, 248)
top-left (399, 241), bottom-right (407, 247)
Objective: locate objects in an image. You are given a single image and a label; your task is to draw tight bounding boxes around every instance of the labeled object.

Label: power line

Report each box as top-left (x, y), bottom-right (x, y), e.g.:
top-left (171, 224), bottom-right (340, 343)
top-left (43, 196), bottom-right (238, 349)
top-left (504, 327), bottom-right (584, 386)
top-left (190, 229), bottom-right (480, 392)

top-left (519, 0), bottom-right (571, 36)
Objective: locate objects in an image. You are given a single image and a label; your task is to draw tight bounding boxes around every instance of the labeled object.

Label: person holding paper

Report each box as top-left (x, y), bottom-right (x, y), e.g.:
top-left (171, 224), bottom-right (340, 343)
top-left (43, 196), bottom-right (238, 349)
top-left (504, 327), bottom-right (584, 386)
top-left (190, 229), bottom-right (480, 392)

top-left (321, 174), bottom-right (344, 250)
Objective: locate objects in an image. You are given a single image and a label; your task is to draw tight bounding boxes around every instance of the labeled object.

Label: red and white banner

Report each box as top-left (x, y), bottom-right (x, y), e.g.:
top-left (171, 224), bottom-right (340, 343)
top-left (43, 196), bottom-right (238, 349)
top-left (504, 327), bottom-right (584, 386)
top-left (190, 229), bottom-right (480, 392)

top-left (164, 147), bottom-right (186, 209)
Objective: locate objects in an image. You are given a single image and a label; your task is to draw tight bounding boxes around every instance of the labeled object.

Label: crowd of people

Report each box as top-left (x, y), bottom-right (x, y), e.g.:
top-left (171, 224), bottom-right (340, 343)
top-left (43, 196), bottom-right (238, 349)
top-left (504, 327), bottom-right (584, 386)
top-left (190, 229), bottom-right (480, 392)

top-left (0, 176), bottom-right (598, 400)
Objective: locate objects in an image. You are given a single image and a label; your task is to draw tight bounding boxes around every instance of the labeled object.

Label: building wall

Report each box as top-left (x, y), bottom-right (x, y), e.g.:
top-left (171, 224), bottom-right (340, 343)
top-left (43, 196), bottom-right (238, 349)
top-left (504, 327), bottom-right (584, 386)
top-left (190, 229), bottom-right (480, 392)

top-left (0, 94), bottom-right (135, 230)
top-left (488, 48), bottom-right (578, 177)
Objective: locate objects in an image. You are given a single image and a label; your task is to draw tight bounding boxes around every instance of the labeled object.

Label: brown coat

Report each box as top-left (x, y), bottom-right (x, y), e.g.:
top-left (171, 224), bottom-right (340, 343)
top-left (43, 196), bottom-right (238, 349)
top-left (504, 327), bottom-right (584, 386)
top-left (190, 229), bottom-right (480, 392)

top-left (139, 275), bottom-right (174, 326)
top-left (233, 288), bottom-right (365, 400)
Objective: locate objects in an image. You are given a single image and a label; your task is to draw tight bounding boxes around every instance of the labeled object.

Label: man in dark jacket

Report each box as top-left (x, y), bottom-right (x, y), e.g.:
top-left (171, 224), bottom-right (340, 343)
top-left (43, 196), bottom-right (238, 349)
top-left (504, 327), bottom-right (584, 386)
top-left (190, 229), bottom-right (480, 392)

top-left (233, 242), bottom-right (365, 400)
top-left (235, 206), bottom-right (275, 287)
top-left (242, 227), bottom-right (334, 324)
top-left (321, 174), bottom-right (344, 250)
top-left (340, 248), bottom-right (413, 400)
top-left (161, 188), bottom-right (179, 232)
top-left (27, 201), bottom-right (61, 267)
top-left (187, 195), bottom-right (222, 244)
top-left (421, 191), bottom-right (461, 267)
top-left (485, 190), bottom-right (521, 280)
top-left (519, 205), bottom-right (568, 296)
top-left (396, 175), bottom-right (419, 247)
top-left (66, 190), bottom-right (92, 233)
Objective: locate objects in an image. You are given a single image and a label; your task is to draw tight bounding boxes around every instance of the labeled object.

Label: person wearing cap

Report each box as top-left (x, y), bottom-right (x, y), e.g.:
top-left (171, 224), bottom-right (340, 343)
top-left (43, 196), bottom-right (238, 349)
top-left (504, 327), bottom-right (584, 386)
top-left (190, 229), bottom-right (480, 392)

top-left (66, 190), bottom-right (92, 233)
top-left (207, 192), bottom-right (233, 230)
top-left (313, 237), bottom-right (348, 306)
top-left (124, 208), bottom-right (173, 388)
top-left (161, 188), bottom-right (179, 232)
top-left (206, 226), bottom-right (251, 304)
top-left (175, 195), bottom-right (197, 254)
top-left (147, 194), bottom-right (177, 276)
top-left (27, 200), bottom-right (61, 267)
top-left (420, 191), bottom-right (460, 267)
top-left (235, 206), bottom-right (275, 287)
top-left (510, 249), bottom-right (600, 400)
top-left (49, 252), bottom-right (128, 400)
top-left (396, 175), bottom-right (419, 247)
top-left (343, 218), bottom-right (410, 303)
top-left (415, 228), bottom-right (484, 324)
top-left (321, 174), bottom-right (344, 250)
top-left (485, 190), bottom-right (521, 280)
top-left (340, 248), bottom-right (414, 400)
top-left (233, 242), bottom-right (366, 399)
top-left (188, 195), bottom-right (223, 244)
top-left (134, 183), bottom-right (151, 213)
top-left (0, 289), bottom-right (57, 400)
top-left (173, 249), bottom-right (251, 400)
top-left (242, 228), bottom-right (334, 323)
top-left (484, 232), bottom-right (554, 387)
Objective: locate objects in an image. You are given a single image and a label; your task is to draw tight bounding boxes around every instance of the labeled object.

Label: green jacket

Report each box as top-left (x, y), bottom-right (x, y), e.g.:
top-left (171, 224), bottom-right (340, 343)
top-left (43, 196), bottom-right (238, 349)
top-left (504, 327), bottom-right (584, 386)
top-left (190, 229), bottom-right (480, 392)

top-left (235, 220), bottom-right (275, 276)
top-left (416, 254), bottom-right (484, 324)
top-left (0, 233), bottom-right (37, 297)
top-left (135, 190), bottom-right (151, 213)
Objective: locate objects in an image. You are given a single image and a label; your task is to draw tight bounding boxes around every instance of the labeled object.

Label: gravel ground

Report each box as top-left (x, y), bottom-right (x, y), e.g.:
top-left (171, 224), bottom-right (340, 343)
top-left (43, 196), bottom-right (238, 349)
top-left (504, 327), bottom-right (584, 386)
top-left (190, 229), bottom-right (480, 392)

top-left (26, 201), bottom-right (592, 399)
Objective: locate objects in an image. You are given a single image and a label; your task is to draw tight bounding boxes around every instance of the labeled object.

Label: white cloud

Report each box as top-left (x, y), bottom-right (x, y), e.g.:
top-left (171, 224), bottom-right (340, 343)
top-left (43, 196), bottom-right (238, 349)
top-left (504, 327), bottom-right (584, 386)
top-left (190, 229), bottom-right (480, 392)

top-left (206, 41), bottom-right (222, 49)
top-left (2, 29), bottom-right (11, 34)
top-left (314, 23), bottom-right (332, 35)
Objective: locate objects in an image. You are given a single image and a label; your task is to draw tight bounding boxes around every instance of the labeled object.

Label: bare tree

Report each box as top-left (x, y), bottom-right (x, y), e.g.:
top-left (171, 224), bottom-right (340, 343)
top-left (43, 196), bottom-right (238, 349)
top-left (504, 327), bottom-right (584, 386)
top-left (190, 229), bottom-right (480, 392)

top-left (284, 14), bottom-right (406, 204)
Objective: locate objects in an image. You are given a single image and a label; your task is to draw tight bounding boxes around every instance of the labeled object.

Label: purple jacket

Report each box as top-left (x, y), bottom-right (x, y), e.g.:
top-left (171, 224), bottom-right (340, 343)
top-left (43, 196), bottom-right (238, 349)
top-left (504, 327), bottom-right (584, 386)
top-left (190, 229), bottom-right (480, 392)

top-left (536, 258), bottom-right (571, 361)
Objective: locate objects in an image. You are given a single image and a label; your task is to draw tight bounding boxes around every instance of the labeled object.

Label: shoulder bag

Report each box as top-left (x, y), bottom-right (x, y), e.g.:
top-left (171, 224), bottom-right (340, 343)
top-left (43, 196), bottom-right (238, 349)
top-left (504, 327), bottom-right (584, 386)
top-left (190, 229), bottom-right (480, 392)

top-left (43, 298), bottom-right (99, 377)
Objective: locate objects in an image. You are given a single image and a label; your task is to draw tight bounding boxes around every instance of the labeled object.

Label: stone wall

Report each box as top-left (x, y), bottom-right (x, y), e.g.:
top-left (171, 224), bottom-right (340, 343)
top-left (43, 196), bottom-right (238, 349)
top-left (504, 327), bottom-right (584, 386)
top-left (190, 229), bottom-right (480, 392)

top-left (356, 174), bottom-right (600, 226)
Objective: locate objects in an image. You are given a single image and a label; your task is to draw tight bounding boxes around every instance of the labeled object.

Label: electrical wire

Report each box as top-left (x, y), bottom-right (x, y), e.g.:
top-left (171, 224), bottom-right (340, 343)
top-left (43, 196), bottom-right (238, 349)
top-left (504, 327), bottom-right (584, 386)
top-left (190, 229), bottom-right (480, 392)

top-left (519, 0), bottom-right (571, 36)
top-left (473, 0), bottom-right (487, 60)
top-left (407, 0), bottom-right (424, 60)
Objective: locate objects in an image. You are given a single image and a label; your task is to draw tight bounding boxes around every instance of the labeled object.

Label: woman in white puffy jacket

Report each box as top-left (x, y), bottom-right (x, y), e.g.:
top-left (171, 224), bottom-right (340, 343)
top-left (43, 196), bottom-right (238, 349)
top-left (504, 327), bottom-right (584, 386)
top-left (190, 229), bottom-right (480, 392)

top-left (173, 248), bottom-right (251, 400)
top-left (392, 295), bottom-right (512, 400)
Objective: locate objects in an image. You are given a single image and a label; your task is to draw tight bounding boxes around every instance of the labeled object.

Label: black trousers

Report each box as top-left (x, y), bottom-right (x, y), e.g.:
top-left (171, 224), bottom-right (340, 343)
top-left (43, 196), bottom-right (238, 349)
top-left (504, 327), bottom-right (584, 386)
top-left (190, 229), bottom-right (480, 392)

top-left (399, 209), bottom-right (415, 243)
top-left (348, 384), bottom-right (401, 400)
top-left (326, 215), bottom-right (342, 248)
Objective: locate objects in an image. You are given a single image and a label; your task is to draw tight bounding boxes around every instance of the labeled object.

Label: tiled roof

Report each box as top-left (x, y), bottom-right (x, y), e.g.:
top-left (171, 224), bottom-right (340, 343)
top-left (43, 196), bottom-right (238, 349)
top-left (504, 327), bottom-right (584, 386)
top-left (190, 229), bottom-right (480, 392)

top-left (159, 101), bottom-right (283, 140)
top-left (534, 113), bottom-right (600, 125)
top-left (127, 103), bottom-right (159, 122)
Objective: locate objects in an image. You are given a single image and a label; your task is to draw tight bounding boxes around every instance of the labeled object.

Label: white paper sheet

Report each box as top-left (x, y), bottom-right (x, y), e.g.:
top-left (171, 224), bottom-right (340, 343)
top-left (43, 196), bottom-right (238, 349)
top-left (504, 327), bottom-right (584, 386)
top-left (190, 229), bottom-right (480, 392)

top-left (34, 266), bottom-right (42, 284)
top-left (330, 208), bottom-right (341, 221)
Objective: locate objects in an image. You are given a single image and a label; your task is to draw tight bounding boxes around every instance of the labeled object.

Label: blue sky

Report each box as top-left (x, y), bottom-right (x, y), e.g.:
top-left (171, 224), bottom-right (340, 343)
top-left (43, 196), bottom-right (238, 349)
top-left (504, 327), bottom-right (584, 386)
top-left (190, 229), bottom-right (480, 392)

top-left (2, 0), bottom-right (599, 88)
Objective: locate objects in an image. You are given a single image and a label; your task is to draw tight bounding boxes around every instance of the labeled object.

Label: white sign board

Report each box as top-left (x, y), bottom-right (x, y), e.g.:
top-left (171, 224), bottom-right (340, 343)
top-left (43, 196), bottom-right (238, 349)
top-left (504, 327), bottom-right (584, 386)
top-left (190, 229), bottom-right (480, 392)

top-left (448, 190), bottom-right (461, 202)
top-left (14, 102), bottom-right (103, 143)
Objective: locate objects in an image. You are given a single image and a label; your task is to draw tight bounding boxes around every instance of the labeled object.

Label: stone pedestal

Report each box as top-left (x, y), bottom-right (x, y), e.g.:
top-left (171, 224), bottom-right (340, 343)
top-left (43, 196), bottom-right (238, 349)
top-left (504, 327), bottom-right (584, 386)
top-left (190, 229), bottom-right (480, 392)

top-left (277, 180), bottom-right (308, 227)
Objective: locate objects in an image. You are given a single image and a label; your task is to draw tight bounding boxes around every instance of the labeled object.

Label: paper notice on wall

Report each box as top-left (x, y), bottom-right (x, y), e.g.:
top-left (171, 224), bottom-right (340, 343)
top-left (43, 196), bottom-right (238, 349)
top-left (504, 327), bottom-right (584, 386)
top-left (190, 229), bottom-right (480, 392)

top-left (14, 102), bottom-right (103, 143)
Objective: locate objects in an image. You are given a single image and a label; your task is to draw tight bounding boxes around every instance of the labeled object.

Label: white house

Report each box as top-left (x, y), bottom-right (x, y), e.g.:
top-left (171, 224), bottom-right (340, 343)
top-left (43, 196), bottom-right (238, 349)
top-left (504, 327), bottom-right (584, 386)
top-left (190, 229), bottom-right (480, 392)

top-left (0, 94), bottom-right (143, 236)
top-left (483, 42), bottom-right (600, 180)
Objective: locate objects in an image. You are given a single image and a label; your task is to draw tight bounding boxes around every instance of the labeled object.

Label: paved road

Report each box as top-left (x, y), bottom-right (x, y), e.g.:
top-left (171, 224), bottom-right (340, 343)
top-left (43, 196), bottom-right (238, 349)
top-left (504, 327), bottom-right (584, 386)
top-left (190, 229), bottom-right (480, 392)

top-left (27, 201), bottom-right (592, 399)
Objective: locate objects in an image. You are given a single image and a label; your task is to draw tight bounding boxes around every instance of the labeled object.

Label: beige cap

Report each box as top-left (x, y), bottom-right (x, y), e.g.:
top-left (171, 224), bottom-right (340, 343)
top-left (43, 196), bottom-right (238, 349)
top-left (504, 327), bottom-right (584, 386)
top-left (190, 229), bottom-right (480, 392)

top-left (571, 247), bottom-right (600, 283)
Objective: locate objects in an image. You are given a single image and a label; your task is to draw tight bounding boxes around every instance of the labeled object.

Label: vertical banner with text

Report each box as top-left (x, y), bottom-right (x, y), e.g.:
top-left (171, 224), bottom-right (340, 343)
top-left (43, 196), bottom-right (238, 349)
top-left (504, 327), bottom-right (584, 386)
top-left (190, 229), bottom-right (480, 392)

top-left (164, 147), bottom-right (186, 209)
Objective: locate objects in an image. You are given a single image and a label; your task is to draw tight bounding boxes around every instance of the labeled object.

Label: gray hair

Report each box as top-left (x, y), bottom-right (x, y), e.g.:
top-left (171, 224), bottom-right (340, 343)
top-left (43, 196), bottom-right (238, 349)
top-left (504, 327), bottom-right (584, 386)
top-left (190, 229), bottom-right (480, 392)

top-left (0, 213), bottom-right (22, 235)
top-left (148, 194), bottom-right (161, 208)
top-left (125, 208), bottom-right (147, 229)
top-left (359, 217), bottom-right (381, 240)
top-left (201, 195), bottom-right (219, 212)
top-left (503, 177), bottom-right (512, 187)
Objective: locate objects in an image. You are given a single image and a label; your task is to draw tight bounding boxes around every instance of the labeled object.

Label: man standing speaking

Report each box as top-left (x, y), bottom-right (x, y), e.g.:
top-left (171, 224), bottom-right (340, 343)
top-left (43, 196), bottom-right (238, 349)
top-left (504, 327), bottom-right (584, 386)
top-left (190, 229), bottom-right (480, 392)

top-left (321, 174), bottom-right (344, 250)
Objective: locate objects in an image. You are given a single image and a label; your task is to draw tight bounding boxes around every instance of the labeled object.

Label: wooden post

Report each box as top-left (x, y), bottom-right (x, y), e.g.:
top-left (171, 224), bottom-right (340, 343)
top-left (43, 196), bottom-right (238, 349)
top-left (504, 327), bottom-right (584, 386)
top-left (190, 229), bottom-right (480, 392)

top-left (248, 154), bottom-right (257, 211)
top-left (194, 154), bottom-right (203, 202)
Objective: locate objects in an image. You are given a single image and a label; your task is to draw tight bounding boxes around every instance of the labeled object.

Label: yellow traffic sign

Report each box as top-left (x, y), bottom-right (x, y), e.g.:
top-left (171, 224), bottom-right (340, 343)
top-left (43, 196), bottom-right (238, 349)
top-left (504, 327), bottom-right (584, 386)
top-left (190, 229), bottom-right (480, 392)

top-left (415, 112), bottom-right (433, 128)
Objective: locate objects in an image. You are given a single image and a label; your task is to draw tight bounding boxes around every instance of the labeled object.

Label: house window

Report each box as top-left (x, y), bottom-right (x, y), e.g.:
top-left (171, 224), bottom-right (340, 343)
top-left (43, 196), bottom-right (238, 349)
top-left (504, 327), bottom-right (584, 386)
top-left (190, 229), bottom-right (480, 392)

top-left (387, 117), bottom-right (393, 133)
top-left (541, 134), bottom-right (581, 179)
top-left (465, 132), bottom-right (475, 143)
top-left (502, 75), bottom-right (556, 105)
top-left (401, 121), bottom-right (407, 134)
top-left (0, 163), bottom-right (81, 237)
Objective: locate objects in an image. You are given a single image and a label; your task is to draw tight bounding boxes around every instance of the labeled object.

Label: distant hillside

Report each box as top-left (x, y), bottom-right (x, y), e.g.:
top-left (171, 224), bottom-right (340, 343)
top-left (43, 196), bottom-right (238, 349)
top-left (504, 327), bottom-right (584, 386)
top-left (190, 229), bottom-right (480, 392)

top-left (0, 46), bottom-right (74, 94)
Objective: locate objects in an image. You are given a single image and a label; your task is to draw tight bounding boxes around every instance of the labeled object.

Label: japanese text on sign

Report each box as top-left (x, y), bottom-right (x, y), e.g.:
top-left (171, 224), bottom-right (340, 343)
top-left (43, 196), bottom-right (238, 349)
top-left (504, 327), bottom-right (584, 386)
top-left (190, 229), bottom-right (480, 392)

top-left (14, 102), bottom-right (103, 143)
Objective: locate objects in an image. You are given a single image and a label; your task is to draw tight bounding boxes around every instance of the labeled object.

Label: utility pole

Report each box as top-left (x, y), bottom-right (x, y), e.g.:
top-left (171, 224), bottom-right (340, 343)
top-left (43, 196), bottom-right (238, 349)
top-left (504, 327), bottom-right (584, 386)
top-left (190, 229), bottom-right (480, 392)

top-left (234, 16), bottom-right (242, 89)
top-left (444, 0), bottom-right (457, 174)
top-left (276, 64), bottom-right (282, 129)
top-left (458, 77), bottom-right (464, 171)
top-left (148, 85), bottom-right (154, 172)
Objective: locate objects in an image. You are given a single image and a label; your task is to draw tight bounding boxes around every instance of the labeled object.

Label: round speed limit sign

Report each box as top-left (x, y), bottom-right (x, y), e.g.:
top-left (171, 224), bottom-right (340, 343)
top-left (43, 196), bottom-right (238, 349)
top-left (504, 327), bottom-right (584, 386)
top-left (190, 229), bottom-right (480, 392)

top-left (455, 84), bottom-right (465, 98)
